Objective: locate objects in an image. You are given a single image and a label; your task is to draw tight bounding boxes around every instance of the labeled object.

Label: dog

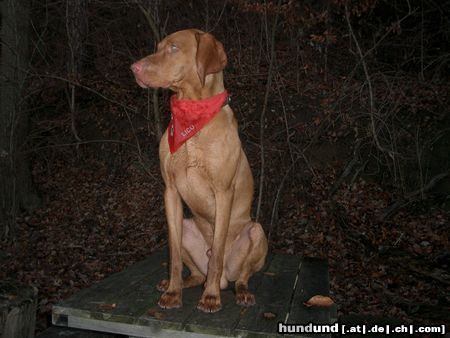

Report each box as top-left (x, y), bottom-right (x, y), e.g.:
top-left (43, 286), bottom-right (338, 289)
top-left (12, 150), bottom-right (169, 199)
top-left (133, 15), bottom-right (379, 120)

top-left (131, 29), bottom-right (268, 313)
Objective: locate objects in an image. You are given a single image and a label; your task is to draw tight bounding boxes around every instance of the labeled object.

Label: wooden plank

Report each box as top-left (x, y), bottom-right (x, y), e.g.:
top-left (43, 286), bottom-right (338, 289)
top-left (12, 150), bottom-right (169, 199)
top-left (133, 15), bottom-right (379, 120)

top-left (53, 250), bottom-right (168, 328)
top-left (264, 254), bottom-right (301, 273)
top-left (235, 254), bottom-right (301, 337)
top-left (234, 304), bottom-right (287, 338)
top-left (55, 250), bottom-right (167, 310)
top-left (137, 283), bottom-right (200, 331)
top-left (36, 326), bottom-right (123, 338)
top-left (106, 272), bottom-right (183, 329)
top-left (286, 258), bottom-right (331, 338)
top-left (181, 254), bottom-right (277, 337)
top-left (53, 248), bottom-right (229, 336)
top-left (52, 250), bottom-right (330, 338)
top-left (105, 253), bottom-right (203, 329)
top-left (66, 316), bottom-right (229, 338)
top-left (183, 289), bottom-right (241, 336)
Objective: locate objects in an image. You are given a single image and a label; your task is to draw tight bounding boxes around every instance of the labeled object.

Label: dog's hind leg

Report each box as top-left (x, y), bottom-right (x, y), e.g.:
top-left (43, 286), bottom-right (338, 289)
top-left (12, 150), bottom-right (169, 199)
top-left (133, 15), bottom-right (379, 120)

top-left (225, 222), bottom-right (268, 306)
top-left (181, 247), bottom-right (206, 288)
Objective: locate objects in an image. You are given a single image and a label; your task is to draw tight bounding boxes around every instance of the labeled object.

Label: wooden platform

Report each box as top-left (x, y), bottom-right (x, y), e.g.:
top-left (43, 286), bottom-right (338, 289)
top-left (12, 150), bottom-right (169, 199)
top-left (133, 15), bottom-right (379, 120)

top-left (52, 249), bottom-right (332, 337)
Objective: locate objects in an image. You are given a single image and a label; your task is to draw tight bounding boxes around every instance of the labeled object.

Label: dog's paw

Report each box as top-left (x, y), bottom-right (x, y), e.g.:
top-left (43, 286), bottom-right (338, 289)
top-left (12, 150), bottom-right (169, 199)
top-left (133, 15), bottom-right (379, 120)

top-left (197, 293), bottom-right (222, 313)
top-left (235, 289), bottom-right (256, 306)
top-left (156, 279), bottom-right (169, 292)
top-left (158, 291), bottom-right (182, 309)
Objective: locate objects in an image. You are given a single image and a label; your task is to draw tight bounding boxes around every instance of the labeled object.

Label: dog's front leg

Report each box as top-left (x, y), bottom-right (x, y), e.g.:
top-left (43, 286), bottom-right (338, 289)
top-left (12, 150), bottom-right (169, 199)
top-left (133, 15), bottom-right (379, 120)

top-left (197, 189), bottom-right (233, 313)
top-left (158, 185), bottom-right (183, 309)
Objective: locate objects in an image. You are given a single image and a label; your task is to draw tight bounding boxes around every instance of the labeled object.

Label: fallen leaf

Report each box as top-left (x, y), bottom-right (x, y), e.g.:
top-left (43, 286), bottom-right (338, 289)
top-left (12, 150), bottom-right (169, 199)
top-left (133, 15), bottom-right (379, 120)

top-left (263, 272), bottom-right (276, 276)
top-left (6, 294), bottom-right (17, 301)
top-left (96, 303), bottom-right (116, 310)
top-left (148, 308), bottom-right (164, 320)
top-left (304, 295), bottom-right (334, 307)
top-left (263, 311), bottom-right (277, 319)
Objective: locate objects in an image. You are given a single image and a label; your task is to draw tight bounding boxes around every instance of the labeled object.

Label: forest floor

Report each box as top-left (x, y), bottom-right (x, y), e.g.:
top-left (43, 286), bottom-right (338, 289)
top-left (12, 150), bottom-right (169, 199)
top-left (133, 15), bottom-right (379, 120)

top-left (1, 142), bottom-right (449, 333)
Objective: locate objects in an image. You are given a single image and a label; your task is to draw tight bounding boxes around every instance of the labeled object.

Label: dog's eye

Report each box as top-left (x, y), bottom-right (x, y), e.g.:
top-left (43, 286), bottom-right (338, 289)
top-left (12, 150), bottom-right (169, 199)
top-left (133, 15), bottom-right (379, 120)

top-left (169, 43), bottom-right (178, 52)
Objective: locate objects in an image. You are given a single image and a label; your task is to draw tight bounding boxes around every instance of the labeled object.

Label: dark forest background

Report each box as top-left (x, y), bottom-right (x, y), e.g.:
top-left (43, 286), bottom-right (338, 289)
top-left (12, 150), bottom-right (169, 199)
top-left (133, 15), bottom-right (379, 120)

top-left (1, 0), bottom-right (449, 332)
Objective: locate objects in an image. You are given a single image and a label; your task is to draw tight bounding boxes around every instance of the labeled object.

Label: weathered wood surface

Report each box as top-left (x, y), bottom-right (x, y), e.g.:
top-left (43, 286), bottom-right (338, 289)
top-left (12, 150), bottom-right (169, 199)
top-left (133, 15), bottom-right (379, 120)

top-left (52, 249), bottom-right (331, 337)
top-left (37, 326), bottom-right (123, 338)
top-left (0, 279), bottom-right (38, 338)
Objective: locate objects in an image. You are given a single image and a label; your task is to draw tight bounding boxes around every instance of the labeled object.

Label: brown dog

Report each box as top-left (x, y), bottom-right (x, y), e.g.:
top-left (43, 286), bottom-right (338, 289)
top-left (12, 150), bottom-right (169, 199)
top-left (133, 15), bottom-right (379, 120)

top-left (131, 29), bottom-right (267, 313)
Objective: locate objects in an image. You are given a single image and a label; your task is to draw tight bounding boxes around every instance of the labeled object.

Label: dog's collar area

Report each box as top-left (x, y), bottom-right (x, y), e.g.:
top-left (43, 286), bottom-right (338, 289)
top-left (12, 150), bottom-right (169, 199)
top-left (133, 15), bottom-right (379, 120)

top-left (171, 90), bottom-right (229, 107)
top-left (168, 90), bottom-right (229, 153)
top-left (223, 93), bottom-right (231, 107)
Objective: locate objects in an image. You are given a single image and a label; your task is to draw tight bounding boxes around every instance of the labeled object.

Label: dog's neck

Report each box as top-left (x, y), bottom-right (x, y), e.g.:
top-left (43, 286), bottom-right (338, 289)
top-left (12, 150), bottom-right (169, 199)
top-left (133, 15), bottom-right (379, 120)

top-left (168, 90), bottom-right (228, 153)
top-left (173, 72), bottom-right (225, 101)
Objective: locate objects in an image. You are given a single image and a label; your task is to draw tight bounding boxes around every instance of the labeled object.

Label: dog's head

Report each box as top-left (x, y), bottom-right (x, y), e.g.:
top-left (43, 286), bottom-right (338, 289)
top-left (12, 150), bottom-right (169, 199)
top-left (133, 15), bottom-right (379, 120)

top-left (131, 29), bottom-right (227, 90)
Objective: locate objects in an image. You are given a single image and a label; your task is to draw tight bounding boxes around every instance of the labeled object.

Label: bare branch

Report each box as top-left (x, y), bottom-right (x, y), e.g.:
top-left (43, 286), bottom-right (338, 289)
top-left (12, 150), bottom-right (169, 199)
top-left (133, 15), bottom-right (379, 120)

top-left (255, 0), bottom-right (281, 222)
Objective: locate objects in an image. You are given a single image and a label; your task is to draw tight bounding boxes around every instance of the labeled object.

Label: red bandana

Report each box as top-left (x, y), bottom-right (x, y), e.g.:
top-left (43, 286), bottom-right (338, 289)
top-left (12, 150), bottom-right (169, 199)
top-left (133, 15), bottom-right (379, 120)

top-left (168, 90), bottom-right (228, 153)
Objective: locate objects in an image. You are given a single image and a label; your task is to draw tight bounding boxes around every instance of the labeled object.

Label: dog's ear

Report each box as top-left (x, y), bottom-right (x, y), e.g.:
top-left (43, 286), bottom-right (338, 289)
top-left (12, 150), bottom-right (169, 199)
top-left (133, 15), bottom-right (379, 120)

top-left (195, 32), bottom-right (227, 87)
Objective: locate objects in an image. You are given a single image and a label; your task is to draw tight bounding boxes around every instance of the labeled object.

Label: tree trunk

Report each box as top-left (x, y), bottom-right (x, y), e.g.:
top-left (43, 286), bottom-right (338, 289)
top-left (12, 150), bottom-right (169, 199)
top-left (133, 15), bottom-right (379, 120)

top-left (66, 0), bottom-right (88, 142)
top-left (0, 0), bottom-right (40, 241)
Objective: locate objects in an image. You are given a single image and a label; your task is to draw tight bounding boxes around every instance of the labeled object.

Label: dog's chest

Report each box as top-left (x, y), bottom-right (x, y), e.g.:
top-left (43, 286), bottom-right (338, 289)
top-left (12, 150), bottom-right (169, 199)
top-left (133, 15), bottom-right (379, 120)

top-left (167, 143), bottom-right (215, 218)
top-left (168, 139), bottom-right (205, 173)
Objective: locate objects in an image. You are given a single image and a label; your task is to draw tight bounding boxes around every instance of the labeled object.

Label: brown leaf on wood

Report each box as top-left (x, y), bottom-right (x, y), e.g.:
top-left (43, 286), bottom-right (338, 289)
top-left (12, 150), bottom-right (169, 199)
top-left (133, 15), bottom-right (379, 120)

top-left (6, 294), bottom-right (17, 301)
top-left (304, 295), bottom-right (334, 307)
top-left (96, 303), bottom-right (116, 310)
top-left (262, 311), bottom-right (277, 319)
top-left (263, 271), bottom-right (276, 276)
top-left (148, 308), bottom-right (164, 320)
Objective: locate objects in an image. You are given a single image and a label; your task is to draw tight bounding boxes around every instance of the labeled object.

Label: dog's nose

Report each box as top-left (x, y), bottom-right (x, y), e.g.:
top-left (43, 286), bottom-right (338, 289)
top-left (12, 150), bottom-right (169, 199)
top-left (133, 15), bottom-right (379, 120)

top-left (131, 62), bottom-right (142, 74)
